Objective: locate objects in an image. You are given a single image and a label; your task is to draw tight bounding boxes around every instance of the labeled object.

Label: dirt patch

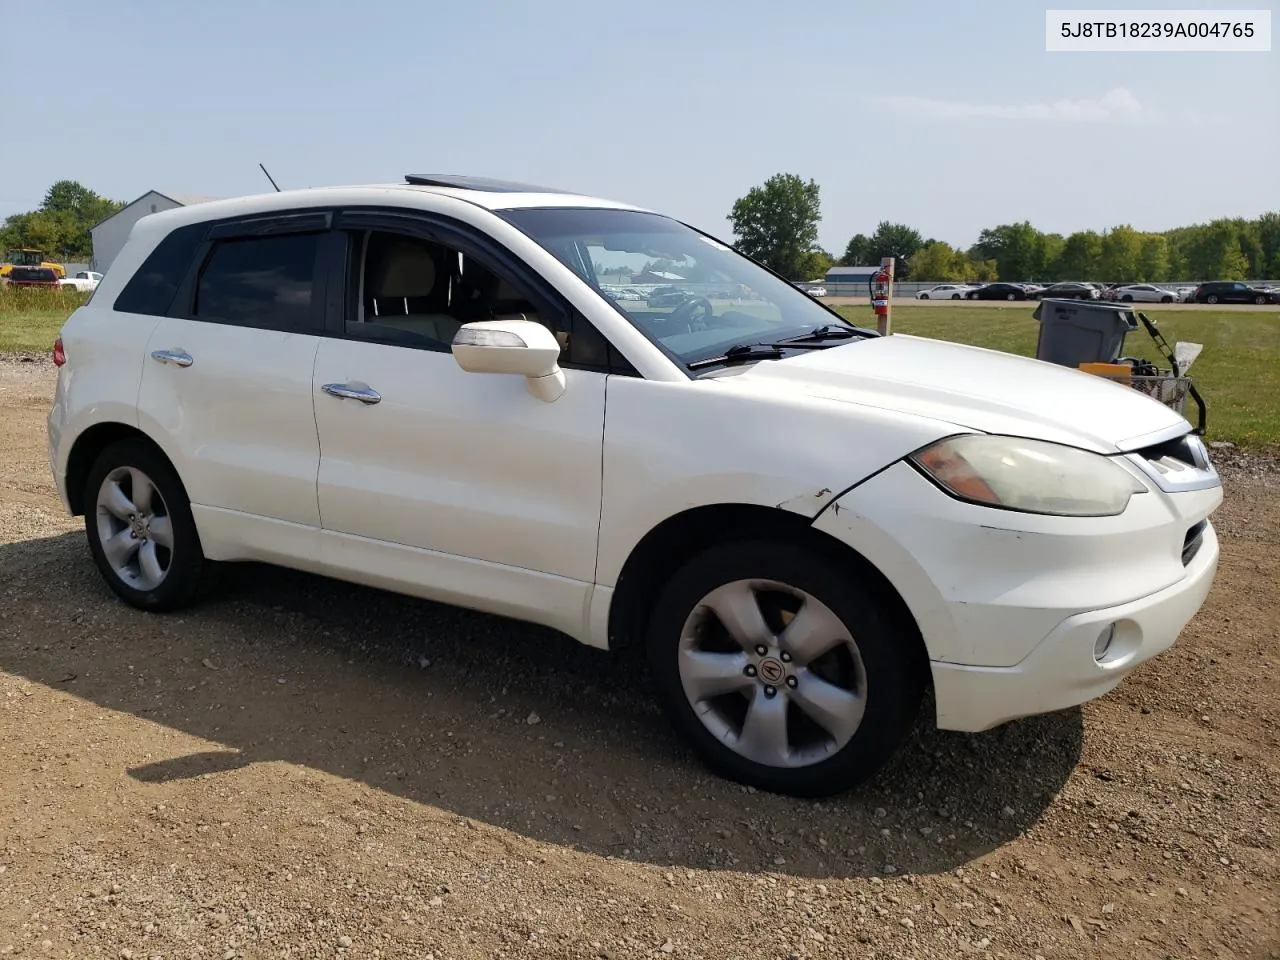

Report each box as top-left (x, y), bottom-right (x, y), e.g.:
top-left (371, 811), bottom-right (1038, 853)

top-left (1, 358), bottom-right (1277, 959)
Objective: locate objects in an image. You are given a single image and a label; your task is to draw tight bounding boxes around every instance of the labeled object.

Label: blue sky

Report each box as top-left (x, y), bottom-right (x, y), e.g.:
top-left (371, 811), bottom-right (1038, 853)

top-left (1, 0), bottom-right (1275, 253)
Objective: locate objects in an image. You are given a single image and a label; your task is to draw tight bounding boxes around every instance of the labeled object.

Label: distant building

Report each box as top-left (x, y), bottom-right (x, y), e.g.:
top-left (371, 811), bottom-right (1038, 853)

top-left (90, 190), bottom-right (218, 273)
top-left (824, 265), bottom-right (879, 287)
top-left (632, 269), bottom-right (686, 284)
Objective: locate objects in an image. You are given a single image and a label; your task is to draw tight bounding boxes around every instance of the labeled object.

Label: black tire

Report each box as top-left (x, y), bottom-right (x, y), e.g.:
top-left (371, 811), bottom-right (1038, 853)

top-left (1161, 296), bottom-right (1173, 303)
top-left (84, 438), bottom-right (208, 611)
top-left (645, 540), bottom-right (925, 797)
top-left (1206, 295), bottom-right (1219, 304)
top-left (1121, 295), bottom-right (1133, 302)
top-left (1254, 295), bottom-right (1266, 305)
top-left (1006, 293), bottom-right (1016, 300)
top-left (919, 294), bottom-right (930, 300)
top-left (950, 294), bottom-right (961, 300)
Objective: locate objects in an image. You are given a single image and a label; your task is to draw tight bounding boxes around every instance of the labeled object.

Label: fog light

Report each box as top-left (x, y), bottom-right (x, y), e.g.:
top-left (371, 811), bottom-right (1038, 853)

top-left (1094, 624), bottom-right (1116, 662)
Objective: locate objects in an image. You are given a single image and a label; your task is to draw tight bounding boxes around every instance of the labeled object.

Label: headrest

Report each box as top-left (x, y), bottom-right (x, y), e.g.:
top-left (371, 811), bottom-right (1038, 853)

top-left (371, 240), bottom-right (436, 298)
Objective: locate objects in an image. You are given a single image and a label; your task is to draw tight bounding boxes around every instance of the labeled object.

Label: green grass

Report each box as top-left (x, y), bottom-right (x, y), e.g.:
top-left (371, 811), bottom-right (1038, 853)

top-left (2, 297), bottom-right (1276, 447)
top-left (833, 304), bottom-right (1280, 448)
top-left (0, 286), bottom-right (86, 353)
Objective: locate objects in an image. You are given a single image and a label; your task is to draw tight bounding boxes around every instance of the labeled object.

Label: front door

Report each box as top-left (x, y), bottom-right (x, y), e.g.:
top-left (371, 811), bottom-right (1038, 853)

top-left (310, 215), bottom-right (607, 609)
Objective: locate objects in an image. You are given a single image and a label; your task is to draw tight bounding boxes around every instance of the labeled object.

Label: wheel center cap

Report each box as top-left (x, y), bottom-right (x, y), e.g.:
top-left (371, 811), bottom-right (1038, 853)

top-left (757, 657), bottom-right (786, 685)
top-left (131, 516), bottom-right (149, 539)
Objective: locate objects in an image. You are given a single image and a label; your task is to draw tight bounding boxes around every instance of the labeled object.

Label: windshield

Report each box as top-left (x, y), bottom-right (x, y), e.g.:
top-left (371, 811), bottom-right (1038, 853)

top-left (498, 207), bottom-right (868, 365)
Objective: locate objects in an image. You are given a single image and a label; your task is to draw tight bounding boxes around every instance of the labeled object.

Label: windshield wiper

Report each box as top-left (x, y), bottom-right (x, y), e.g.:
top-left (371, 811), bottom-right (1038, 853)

top-left (774, 324), bottom-right (865, 344)
top-left (687, 343), bottom-right (786, 370)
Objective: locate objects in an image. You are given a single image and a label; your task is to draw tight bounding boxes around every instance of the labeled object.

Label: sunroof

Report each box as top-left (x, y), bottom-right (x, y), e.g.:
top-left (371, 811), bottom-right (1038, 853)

top-left (404, 174), bottom-right (576, 194)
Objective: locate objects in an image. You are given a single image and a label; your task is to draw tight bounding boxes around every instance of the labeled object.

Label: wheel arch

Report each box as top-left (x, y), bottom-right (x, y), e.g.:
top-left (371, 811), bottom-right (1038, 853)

top-left (606, 502), bottom-right (929, 682)
top-left (65, 423), bottom-right (183, 516)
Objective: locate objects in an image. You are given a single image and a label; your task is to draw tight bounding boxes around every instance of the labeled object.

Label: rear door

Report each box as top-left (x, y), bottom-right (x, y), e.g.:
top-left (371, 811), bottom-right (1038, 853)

top-left (137, 211), bottom-right (337, 527)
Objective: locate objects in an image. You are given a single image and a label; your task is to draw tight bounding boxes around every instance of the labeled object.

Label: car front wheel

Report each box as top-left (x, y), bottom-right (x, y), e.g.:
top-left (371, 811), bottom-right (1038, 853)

top-left (919, 294), bottom-right (930, 300)
top-left (1255, 295), bottom-right (1267, 304)
top-left (646, 540), bottom-right (924, 797)
top-left (84, 438), bottom-right (208, 611)
top-left (1206, 295), bottom-right (1219, 304)
top-left (1006, 293), bottom-right (1016, 300)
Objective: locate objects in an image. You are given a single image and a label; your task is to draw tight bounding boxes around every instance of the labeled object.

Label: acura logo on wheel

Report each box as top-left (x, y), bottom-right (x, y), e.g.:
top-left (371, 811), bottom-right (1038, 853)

top-left (758, 658), bottom-right (785, 684)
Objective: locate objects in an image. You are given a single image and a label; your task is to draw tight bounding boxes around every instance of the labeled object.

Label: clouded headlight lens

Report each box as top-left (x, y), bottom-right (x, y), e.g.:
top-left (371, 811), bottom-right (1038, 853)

top-left (909, 435), bottom-right (1148, 517)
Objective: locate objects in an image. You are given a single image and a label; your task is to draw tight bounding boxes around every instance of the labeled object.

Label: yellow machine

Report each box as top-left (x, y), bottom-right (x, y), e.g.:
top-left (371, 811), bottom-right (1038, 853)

top-left (0, 249), bottom-right (67, 279)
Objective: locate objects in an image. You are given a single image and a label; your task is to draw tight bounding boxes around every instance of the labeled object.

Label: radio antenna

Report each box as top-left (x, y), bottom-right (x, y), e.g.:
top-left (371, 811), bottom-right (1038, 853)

top-left (258, 163), bottom-right (282, 192)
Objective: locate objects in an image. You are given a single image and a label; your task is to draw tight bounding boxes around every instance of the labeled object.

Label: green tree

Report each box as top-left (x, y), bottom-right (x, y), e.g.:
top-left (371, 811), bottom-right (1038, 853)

top-left (865, 221), bottom-right (925, 278)
top-left (1097, 225), bottom-right (1143, 281)
top-left (0, 179), bottom-right (124, 261)
top-left (971, 222), bottom-right (1049, 281)
top-left (909, 240), bottom-right (973, 281)
top-left (728, 173), bottom-right (822, 279)
top-left (1256, 211), bottom-right (1280, 278)
top-left (1185, 220), bottom-right (1249, 279)
top-left (839, 233), bottom-right (872, 266)
top-left (1136, 234), bottom-right (1170, 282)
top-left (1054, 231), bottom-right (1102, 280)
top-left (799, 248), bottom-right (835, 280)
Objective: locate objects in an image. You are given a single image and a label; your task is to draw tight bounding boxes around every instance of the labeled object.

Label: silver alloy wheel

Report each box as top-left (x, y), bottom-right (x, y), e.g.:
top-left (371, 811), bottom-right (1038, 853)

top-left (95, 466), bottom-right (174, 591)
top-left (677, 578), bottom-right (868, 768)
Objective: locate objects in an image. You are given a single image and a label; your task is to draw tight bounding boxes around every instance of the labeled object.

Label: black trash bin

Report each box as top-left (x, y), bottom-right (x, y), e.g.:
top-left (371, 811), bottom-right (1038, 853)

top-left (1032, 298), bottom-right (1138, 367)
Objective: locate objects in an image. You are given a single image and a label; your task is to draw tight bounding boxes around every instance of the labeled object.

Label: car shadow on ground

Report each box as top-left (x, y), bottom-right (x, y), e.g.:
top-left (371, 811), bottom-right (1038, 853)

top-left (0, 530), bottom-right (1083, 880)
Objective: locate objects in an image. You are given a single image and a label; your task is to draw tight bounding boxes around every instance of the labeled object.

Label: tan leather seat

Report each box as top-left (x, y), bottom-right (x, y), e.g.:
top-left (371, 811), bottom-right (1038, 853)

top-left (366, 240), bottom-right (463, 344)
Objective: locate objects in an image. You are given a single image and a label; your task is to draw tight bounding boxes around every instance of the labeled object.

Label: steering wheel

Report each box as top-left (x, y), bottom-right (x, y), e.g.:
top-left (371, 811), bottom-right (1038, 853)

top-left (669, 296), bottom-right (714, 332)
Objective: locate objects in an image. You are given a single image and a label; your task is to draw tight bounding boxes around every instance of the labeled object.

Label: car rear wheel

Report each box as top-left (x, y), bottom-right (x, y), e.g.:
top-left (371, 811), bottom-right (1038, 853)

top-left (950, 294), bottom-right (961, 300)
top-left (1006, 293), bottom-right (1016, 300)
top-left (84, 438), bottom-right (208, 611)
top-left (646, 540), bottom-right (924, 797)
top-left (1255, 295), bottom-right (1267, 305)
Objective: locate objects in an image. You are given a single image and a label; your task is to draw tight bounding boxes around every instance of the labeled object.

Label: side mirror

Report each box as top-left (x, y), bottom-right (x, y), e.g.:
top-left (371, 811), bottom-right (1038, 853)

top-left (451, 318), bottom-right (566, 403)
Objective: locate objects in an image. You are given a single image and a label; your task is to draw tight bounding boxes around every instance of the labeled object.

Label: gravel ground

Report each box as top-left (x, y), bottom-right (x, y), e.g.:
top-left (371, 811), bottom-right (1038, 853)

top-left (1, 355), bottom-right (1277, 959)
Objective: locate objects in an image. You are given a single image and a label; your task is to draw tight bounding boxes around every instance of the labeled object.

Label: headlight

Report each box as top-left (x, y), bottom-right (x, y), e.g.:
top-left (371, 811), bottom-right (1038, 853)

top-left (909, 435), bottom-right (1148, 517)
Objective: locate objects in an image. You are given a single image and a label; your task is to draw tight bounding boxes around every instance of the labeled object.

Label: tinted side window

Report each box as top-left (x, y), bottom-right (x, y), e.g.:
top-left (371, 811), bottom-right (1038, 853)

top-left (192, 233), bottom-right (322, 331)
top-left (113, 222), bottom-right (207, 316)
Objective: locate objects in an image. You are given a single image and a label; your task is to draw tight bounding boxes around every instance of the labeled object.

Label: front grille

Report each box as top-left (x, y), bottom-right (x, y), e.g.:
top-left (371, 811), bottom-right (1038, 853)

top-left (1182, 520), bottom-right (1207, 566)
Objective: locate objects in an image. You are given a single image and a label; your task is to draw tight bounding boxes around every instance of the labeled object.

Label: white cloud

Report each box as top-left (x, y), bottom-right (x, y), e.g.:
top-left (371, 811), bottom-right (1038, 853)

top-left (872, 87), bottom-right (1143, 122)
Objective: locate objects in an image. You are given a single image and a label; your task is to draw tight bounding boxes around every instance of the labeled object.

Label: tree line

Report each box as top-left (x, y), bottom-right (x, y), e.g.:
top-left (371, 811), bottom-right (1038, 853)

top-left (1, 181), bottom-right (125, 262)
top-left (729, 173), bottom-right (1280, 283)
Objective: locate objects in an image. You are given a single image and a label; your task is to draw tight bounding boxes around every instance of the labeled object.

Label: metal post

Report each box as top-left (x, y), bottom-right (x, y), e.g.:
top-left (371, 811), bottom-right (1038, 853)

top-left (877, 256), bottom-right (895, 336)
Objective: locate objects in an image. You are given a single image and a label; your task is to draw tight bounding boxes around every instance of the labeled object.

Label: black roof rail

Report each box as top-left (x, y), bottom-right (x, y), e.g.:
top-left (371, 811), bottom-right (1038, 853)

top-left (404, 174), bottom-right (576, 194)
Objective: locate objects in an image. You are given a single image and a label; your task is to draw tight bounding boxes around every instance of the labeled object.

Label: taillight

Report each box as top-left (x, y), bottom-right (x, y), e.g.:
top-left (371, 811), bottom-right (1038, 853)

top-left (52, 336), bottom-right (66, 367)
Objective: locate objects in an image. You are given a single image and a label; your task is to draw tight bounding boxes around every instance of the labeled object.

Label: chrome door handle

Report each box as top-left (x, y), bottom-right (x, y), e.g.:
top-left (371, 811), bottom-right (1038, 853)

top-left (321, 382), bottom-right (381, 404)
top-left (151, 348), bottom-right (193, 367)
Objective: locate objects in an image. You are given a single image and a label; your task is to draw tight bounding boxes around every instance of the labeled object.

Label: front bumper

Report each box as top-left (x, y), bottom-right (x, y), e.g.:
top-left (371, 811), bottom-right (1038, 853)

top-left (930, 521), bottom-right (1217, 731)
top-left (812, 459), bottom-right (1222, 732)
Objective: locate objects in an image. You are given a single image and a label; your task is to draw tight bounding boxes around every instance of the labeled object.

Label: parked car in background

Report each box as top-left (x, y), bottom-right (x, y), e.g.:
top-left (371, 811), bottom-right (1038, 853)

top-left (47, 175), bottom-right (1223, 797)
top-left (915, 284), bottom-right (971, 300)
top-left (1190, 281), bottom-right (1278, 305)
top-left (1039, 282), bottom-right (1100, 301)
top-left (646, 285), bottom-right (691, 307)
top-left (1020, 283), bottom-right (1046, 298)
top-left (1111, 284), bottom-right (1177, 304)
top-left (59, 270), bottom-right (103, 293)
top-left (6, 266), bottom-right (62, 288)
top-left (967, 282), bottom-right (1029, 300)
top-left (805, 285), bottom-right (828, 298)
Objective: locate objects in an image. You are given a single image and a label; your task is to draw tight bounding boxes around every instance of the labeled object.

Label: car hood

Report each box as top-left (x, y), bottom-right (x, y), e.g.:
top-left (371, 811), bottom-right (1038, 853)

top-left (711, 334), bottom-right (1190, 453)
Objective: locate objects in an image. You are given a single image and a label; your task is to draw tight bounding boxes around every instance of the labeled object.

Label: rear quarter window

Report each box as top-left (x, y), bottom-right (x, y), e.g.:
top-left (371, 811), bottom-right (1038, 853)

top-left (113, 222), bottom-right (209, 316)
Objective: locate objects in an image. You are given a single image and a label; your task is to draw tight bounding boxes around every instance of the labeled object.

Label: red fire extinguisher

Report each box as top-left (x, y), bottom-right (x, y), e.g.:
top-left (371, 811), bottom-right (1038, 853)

top-left (870, 267), bottom-right (891, 317)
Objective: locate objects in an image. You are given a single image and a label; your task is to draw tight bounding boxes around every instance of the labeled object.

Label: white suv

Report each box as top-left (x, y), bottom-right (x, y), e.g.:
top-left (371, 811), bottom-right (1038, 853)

top-left (47, 175), bottom-right (1223, 796)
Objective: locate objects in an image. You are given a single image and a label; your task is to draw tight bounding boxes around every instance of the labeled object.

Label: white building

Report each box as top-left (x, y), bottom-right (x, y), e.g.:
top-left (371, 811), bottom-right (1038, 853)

top-left (90, 190), bottom-right (217, 273)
